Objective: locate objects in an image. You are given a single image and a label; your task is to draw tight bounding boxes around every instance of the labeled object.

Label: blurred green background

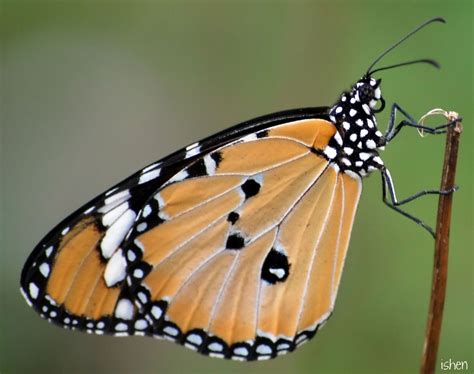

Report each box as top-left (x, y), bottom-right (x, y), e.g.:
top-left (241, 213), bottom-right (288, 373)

top-left (1, 1), bottom-right (472, 373)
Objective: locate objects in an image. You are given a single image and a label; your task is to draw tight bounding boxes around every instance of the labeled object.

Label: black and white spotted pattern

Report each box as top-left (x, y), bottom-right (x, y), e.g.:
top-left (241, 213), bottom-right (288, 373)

top-left (323, 76), bottom-right (386, 179)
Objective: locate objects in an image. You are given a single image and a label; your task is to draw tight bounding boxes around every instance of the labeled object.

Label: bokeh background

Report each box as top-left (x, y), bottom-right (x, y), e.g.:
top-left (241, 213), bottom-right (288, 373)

top-left (1, 1), bottom-right (472, 373)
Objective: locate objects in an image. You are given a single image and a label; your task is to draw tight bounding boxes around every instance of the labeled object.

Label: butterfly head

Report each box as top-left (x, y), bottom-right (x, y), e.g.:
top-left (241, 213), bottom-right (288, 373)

top-left (351, 76), bottom-right (385, 112)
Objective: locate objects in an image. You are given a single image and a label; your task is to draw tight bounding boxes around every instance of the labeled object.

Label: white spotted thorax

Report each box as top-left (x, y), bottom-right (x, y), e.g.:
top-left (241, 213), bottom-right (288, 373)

top-left (324, 76), bottom-right (386, 179)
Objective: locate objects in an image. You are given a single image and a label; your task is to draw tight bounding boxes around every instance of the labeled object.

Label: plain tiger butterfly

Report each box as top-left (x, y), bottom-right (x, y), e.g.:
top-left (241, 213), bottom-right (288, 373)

top-left (21, 17), bottom-right (456, 361)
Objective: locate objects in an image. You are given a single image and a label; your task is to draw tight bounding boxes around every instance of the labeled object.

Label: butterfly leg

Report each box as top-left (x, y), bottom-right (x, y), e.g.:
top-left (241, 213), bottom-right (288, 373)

top-left (379, 167), bottom-right (456, 238)
top-left (383, 103), bottom-right (457, 143)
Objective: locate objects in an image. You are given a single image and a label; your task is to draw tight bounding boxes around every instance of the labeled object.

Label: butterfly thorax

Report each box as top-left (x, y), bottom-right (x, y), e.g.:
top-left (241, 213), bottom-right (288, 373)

top-left (323, 76), bottom-right (386, 179)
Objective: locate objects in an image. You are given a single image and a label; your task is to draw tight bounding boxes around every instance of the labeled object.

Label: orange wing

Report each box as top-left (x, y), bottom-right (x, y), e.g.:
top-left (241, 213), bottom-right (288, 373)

top-left (21, 116), bottom-right (362, 361)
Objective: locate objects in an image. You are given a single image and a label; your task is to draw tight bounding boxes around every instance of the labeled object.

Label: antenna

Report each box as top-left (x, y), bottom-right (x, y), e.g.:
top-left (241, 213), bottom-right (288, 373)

top-left (366, 17), bottom-right (445, 75)
top-left (369, 58), bottom-right (440, 75)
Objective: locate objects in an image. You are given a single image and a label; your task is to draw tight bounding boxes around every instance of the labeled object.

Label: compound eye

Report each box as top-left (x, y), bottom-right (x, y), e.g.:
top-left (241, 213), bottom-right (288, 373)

top-left (359, 84), bottom-right (374, 102)
top-left (358, 84), bottom-right (374, 102)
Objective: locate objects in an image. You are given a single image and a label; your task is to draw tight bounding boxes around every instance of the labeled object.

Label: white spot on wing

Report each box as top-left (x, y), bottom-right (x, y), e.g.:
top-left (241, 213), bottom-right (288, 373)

top-left (142, 162), bottom-right (160, 173)
top-left (84, 206), bottom-right (95, 214)
top-left (45, 246), bottom-right (53, 257)
top-left (163, 326), bottom-right (179, 336)
top-left (101, 210), bottom-right (136, 258)
top-left (139, 169), bottom-right (161, 184)
top-left (203, 154), bottom-right (217, 175)
top-left (234, 347), bottom-right (249, 356)
top-left (102, 202), bottom-right (129, 227)
top-left (127, 250), bottom-right (136, 262)
top-left (104, 250), bottom-right (127, 286)
top-left (185, 145), bottom-right (201, 158)
top-left (115, 322), bottom-right (128, 332)
top-left (29, 282), bottom-right (39, 299)
top-left (349, 109), bottom-right (357, 117)
top-left (102, 190), bottom-right (131, 209)
top-left (208, 342), bottom-right (223, 352)
top-left (296, 335), bottom-right (307, 345)
top-left (168, 170), bottom-right (188, 184)
top-left (133, 268), bottom-right (144, 278)
top-left (151, 305), bottom-right (163, 319)
top-left (105, 187), bottom-right (118, 196)
top-left (240, 133), bottom-right (257, 142)
top-left (135, 319), bottom-right (148, 330)
top-left (269, 268), bottom-right (285, 279)
top-left (187, 334), bottom-right (202, 345)
top-left (256, 344), bottom-right (272, 355)
top-left (115, 299), bottom-right (135, 320)
top-left (142, 204), bottom-right (152, 218)
top-left (39, 263), bottom-right (50, 277)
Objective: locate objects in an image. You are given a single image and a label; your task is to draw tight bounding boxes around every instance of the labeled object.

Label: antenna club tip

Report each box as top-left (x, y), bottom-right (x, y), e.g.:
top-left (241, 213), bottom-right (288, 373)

top-left (426, 59), bottom-right (441, 69)
top-left (433, 16), bottom-right (446, 24)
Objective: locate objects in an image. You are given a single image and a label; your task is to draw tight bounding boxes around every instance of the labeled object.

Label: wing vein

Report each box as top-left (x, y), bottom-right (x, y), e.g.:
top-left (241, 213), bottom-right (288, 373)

top-left (330, 175), bottom-right (346, 308)
top-left (253, 162), bottom-right (332, 340)
top-left (206, 253), bottom-right (241, 334)
top-left (294, 172), bottom-right (339, 333)
top-left (60, 235), bottom-right (102, 305)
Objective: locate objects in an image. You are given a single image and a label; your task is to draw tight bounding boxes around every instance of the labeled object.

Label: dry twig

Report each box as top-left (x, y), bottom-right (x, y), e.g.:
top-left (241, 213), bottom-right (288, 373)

top-left (420, 111), bottom-right (462, 374)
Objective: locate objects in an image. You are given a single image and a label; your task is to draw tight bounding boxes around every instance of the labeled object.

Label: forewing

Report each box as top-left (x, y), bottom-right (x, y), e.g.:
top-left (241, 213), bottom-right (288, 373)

top-left (20, 111), bottom-right (363, 361)
top-left (20, 108), bottom-right (329, 332)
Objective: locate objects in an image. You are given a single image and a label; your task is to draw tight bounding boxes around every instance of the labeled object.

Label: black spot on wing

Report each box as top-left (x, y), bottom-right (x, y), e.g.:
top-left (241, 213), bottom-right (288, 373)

top-left (241, 179), bottom-right (261, 199)
top-left (186, 158), bottom-right (207, 178)
top-left (210, 151), bottom-right (222, 167)
top-left (261, 249), bottom-right (290, 284)
top-left (227, 212), bottom-right (240, 224)
top-left (226, 233), bottom-right (245, 250)
top-left (256, 130), bottom-right (269, 138)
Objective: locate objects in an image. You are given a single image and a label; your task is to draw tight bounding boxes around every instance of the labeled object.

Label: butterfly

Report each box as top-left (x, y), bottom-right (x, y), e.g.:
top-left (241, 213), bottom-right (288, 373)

top-left (21, 17), bottom-right (455, 361)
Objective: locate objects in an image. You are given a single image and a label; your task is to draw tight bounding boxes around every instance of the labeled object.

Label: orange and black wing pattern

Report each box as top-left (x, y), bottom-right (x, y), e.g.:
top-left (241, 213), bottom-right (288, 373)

top-left (21, 108), bottom-right (362, 361)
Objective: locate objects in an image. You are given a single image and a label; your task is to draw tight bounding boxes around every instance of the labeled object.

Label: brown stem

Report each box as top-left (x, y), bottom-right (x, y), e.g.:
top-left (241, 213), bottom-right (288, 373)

top-left (420, 113), bottom-right (462, 374)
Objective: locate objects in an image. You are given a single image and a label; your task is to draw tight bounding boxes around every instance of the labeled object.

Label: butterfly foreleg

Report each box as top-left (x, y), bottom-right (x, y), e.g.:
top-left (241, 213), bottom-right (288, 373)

top-left (379, 167), bottom-right (456, 238)
top-left (383, 103), bottom-right (456, 143)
